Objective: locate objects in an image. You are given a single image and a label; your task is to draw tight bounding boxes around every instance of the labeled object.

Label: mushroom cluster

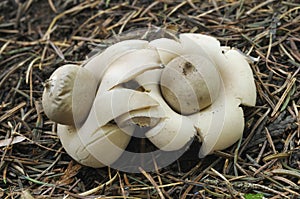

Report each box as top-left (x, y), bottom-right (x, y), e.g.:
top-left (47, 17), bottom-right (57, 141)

top-left (42, 33), bottom-right (256, 168)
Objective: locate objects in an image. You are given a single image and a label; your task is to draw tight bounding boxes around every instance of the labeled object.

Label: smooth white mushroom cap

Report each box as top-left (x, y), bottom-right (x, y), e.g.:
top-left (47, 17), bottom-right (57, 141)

top-left (189, 87), bottom-right (245, 157)
top-left (160, 54), bottom-right (221, 115)
top-left (149, 38), bottom-right (183, 64)
top-left (57, 123), bottom-right (134, 168)
top-left (57, 124), bottom-right (105, 168)
top-left (83, 40), bottom-right (149, 83)
top-left (42, 64), bottom-right (97, 125)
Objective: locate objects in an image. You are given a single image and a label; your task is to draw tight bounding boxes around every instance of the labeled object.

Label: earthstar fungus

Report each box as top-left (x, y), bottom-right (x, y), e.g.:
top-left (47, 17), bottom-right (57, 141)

top-left (42, 33), bottom-right (256, 168)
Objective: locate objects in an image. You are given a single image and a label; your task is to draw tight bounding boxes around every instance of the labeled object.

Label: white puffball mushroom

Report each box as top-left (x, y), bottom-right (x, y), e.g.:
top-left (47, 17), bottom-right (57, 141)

top-left (160, 54), bottom-right (221, 115)
top-left (42, 32), bottom-right (257, 169)
top-left (42, 64), bottom-right (97, 125)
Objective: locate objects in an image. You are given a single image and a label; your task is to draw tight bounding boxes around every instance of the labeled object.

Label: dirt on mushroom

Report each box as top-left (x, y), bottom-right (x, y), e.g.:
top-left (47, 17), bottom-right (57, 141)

top-left (182, 61), bottom-right (195, 76)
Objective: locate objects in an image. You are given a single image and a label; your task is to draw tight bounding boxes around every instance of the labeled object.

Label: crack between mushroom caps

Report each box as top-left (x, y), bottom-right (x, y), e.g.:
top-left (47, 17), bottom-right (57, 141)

top-left (108, 64), bottom-right (164, 91)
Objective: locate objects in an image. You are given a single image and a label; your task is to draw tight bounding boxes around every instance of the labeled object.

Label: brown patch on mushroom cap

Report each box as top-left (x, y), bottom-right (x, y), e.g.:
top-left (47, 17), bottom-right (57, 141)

top-left (160, 55), bottom-right (221, 115)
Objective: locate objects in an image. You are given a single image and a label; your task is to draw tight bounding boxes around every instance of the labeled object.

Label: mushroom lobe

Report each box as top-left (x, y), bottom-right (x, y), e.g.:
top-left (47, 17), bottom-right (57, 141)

top-left (42, 64), bottom-right (97, 125)
top-left (160, 54), bottom-right (221, 115)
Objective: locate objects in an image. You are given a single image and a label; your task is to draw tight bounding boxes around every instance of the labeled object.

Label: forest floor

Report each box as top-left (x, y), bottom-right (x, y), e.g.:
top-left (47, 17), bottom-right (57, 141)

top-left (0, 0), bottom-right (299, 198)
